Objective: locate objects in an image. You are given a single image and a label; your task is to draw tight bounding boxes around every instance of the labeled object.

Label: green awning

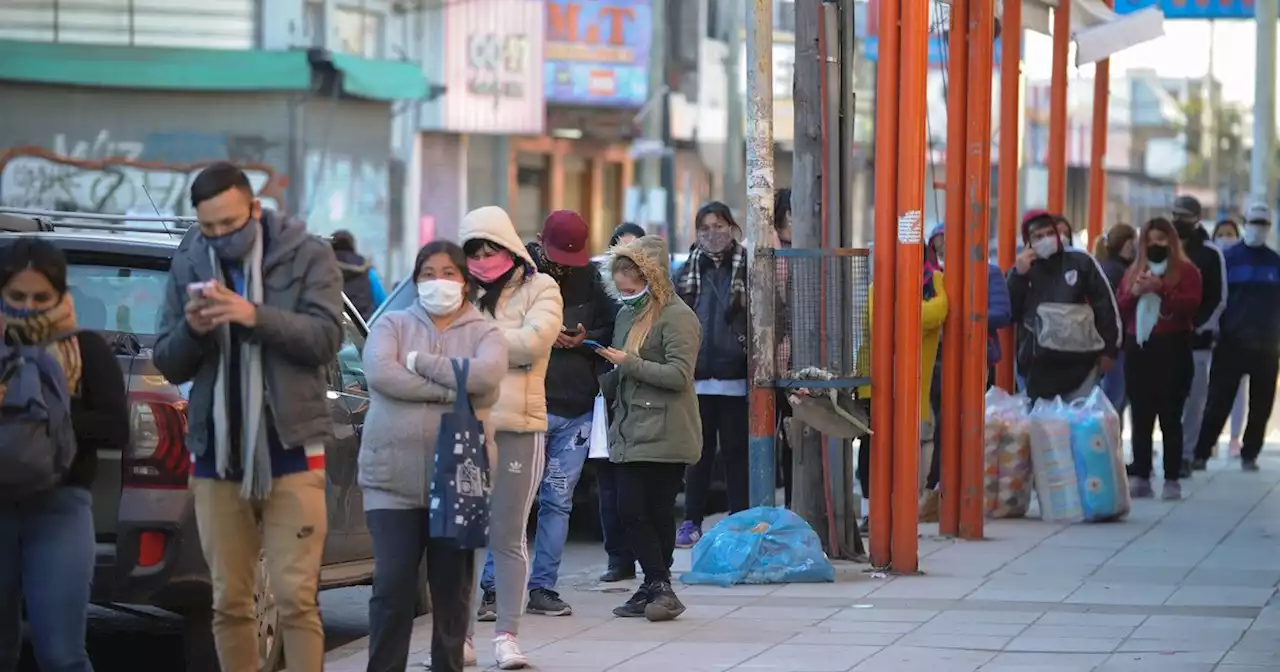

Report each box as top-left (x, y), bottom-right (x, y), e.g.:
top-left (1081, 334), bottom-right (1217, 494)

top-left (0, 40), bottom-right (313, 91)
top-left (327, 53), bottom-right (429, 101)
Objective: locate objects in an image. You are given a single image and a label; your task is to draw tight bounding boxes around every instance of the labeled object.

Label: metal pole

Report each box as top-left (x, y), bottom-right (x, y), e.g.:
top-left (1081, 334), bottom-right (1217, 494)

top-left (1087, 0), bottom-right (1111, 245)
top-left (640, 0), bottom-right (667, 231)
top-left (725, 4), bottom-right (746, 215)
top-left (746, 0), bottom-right (778, 509)
top-left (1205, 19), bottom-right (1219, 216)
top-left (939, 0), bottom-right (969, 539)
top-left (996, 0), bottom-right (1021, 394)
top-left (1252, 0), bottom-right (1277, 215)
top-left (892, 0), bottom-right (927, 575)
top-left (961, 0), bottom-right (995, 541)
top-left (869, 0), bottom-right (900, 569)
top-left (1046, 0), bottom-right (1071, 213)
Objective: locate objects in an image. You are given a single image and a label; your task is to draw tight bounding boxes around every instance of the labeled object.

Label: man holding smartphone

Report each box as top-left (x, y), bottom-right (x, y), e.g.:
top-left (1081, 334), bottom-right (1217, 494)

top-left (522, 211), bottom-right (619, 614)
top-left (154, 162), bottom-right (343, 672)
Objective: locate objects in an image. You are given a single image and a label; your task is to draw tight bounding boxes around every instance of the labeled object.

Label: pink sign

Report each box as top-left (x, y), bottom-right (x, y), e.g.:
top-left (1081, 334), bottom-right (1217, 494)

top-left (444, 0), bottom-right (546, 135)
top-left (419, 215), bottom-right (436, 246)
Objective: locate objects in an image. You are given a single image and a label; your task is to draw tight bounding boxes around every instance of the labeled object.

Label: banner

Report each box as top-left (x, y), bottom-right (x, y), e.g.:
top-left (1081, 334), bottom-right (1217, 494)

top-left (544, 0), bottom-right (652, 107)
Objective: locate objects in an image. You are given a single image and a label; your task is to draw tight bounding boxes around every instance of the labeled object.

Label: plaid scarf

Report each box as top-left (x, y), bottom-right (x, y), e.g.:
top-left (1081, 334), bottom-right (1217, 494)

top-left (677, 241), bottom-right (748, 315)
top-left (3, 294), bottom-right (82, 398)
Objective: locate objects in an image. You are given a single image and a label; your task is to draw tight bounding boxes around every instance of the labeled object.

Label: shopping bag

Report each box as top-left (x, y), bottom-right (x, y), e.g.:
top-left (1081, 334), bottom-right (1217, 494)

top-left (588, 394), bottom-right (609, 459)
top-left (983, 387), bottom-right (1033, 519)
top-left (428, 359), bottom-right (490, 549)
top-left (680, 507), bottom-right (835, 587)
top-left (1028, 397), bottom-right (1084, 523)
top-left (1068, 388), bottom-right (1130, 522)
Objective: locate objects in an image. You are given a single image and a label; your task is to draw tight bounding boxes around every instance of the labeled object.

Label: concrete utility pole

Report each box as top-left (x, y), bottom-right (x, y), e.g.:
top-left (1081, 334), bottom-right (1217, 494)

top-left (724, 2), bottom-right (746, 215)
top-left (640, 0), bottom-right (668, 232)
top-left (1251, 1), bottom-right (1276, 215)
top-left (745, 0), bottom-right (778, 509)
top-left (1205, 19), bottom-right (1219, 215)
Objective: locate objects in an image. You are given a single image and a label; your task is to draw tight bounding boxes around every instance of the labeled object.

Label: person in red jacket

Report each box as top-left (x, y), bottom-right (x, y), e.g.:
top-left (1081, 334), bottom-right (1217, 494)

top-left (1116, 217), bottom-right (1203, 501)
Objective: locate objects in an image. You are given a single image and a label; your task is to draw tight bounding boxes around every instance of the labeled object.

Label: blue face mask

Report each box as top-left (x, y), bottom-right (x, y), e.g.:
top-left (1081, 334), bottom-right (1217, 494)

top-left (207, 218), bottom-right (259, 261)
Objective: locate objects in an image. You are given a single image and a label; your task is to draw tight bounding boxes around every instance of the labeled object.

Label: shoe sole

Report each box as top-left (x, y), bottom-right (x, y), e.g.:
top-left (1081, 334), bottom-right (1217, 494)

top-left (527, 606), bottom-right (573, 616)
top-left (644, 603), bottom-right (686, 622)
top-left (497, 658), bottom-right (529, 670)
top-left (600, 574), bottom-right (637, 583)
top-left (674, 541), bottom-right (697, 549)
top-left (613, 607), bottom-right (647, 618)
top-left (477, 610), bottom-right (497, 622)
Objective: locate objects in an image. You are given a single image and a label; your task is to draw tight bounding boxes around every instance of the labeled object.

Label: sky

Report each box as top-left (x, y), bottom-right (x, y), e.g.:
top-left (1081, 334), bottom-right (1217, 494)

top-left (1023, 19), bottom-right (1271, 104)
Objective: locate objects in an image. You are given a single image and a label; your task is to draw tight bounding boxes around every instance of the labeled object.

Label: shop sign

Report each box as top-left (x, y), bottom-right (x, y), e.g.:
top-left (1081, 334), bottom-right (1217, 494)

top-left (444, 0), bottom-right (545, 134)
top-left (544, 0), bottom-right (652, 107)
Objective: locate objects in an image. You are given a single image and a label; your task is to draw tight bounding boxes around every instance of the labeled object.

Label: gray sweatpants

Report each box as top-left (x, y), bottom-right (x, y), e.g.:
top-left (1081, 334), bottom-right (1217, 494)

top-left (1182, 349), bottom-right (1213, 459)
top-left (470, 431), bottom-right (544, 638)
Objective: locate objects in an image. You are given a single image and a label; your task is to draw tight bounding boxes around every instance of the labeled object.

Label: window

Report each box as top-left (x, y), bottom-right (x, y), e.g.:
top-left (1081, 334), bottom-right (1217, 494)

top-left (335, 310), bottom-right (368, 396)
top-left (304, 0), bottom-right (325, 48)
top-left (334, 6), bottom-right (382, 58)
top-left (66, 264), bottom-right (168, 339)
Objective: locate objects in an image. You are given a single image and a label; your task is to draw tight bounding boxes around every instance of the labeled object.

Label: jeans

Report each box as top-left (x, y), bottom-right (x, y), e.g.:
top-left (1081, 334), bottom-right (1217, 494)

top-left (595, 460), bottom-right (634, 570)
top-left (1100, 350), bottom-right (1128, 416)
top-left (685, 395), bottom-right (749, 525)
top-left (1126, 334), bottom-right (1193, 480)
top-left (1181, 349), bottom-right (1214, 459)
top-left (528, 413), bottom-right (591, 591)
top-left (0, 487), bottom-right (94, 672)
top-left (366, 509), bottom-right (474, 672)
top-left (616, 462), bottom-right (685, 582)
top-left (1195, 345), bottom-right (1280, 463)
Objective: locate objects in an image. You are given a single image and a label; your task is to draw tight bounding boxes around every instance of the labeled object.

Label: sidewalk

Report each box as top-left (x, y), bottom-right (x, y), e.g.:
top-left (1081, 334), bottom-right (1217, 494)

top-left (326, 455), bottom-right (1280, 671)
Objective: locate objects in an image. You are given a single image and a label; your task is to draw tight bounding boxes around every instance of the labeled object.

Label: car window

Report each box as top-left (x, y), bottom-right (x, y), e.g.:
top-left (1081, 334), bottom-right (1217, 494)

top-left (371, 277), bottom-right (416, 325)
top-left (336, 310), bottom-right (367, 396)
top-left (66, 264), bottom-right (167, 336)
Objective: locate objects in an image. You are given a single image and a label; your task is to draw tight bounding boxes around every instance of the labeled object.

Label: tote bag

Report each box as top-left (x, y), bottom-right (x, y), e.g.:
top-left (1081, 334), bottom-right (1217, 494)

top-left (428, 359), bottom-right (491, 549)
top-left (588, 394), bottom-right (610, 459)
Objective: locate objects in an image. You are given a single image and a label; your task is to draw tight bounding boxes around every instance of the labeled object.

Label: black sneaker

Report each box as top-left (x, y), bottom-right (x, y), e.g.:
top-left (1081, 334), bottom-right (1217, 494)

top-left (860, 516), bottom-right (870, 537)
top-left (1192, 458), bottom-right (1209, 471)
top-left (476, 588), bottom-right (497, 621)
top-left (599, 565), bottom-right (637, 583)
top-left (643, 580), bottom-right (686, 622)
top-left (613, 585), bottom-right (650, 618)
top-left (526, 588), bottom-right (572, 616)
top-left (1243, 459), bottom-right (1260, 472)
top-left (1179, 463), bottom-right (1193, 479)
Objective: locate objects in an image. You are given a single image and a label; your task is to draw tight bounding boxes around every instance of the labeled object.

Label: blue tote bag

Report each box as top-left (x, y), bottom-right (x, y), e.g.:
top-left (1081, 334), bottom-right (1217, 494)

top-left (428, 359), bottom-right (491, 549)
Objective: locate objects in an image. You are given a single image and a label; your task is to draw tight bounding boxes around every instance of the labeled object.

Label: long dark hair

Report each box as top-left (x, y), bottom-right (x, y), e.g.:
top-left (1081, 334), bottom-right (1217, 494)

top-left (695, 201), bottom-right (741, 235)
top-left (1123, 217), bottom-right (1186, 290)
top-left (413, 240), bottom-right (473, 291)
top-left (1094, 223), bottom-right (1137, 261)
top-left (463, 238), bottom-right (526, 316)
top-left (1213, 219), bottom-right (1240, 239)
top-left (0, 237), bottom-right (68, 295)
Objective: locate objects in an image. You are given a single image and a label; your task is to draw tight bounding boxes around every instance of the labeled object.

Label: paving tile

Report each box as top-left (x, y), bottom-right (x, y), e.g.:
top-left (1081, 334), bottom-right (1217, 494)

top-left (1064, 582), bottom-right (1177, 606)
top-left (770, 581), bottom-right (881, 599)
top-left (966, 578), bottom-right (1082, 602)
top-left (1035, 612), bottom-right (1147, 627)
top-left (827, 608), bottom-right (939, 622)
top-left (913, 621), bottom-right (1027, 637)
top-left (1088, 565), bottom-right (1189, 585)
top-left (929, 609), bottom-right (1043, 625)
top-left (734, 643), bottom-right (881, 671)
top-left (1117, 637), bottom-right (1237, 652)
top-left (606, 641), bottom-right (770, 671)
top-left (816, 620), bottom-right (923, 634)
top-left (979, 652), bottom-right (1107, 671)
top-left (1228, 631), bottom-right (1280, 652)
top-left (786, 631), bottom-right (904, 647)
top-left (895, 632), bottom-right (1012, 651)
top-left (1163, 585), bottom-right (1276, 607)
top-left (1180, 567), bottom-right (1280, 587)
top-left (724, 605), bottom-right (842, 620)
top-left (1223, 649), bottom-right (1280, 666)
top-left (850, 645), bottom-right (995, 671)
top-left (1020, 624), bottom-right (1134, 639)
top-left (1098, 650), bottom-right (1224, 670)
top-left (523, 639), bottom-right (661, 667)
top-left (866, 577), bottom-right (986, 600)
top-left (1002, 635), bottom-right (1123, 653)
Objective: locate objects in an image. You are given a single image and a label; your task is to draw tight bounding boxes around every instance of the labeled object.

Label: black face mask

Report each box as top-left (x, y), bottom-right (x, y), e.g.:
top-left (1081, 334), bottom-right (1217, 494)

top-left (1147, 244), bottom-right (1170, 264)
top-left (1174, 219), bottom-right (1197, 240)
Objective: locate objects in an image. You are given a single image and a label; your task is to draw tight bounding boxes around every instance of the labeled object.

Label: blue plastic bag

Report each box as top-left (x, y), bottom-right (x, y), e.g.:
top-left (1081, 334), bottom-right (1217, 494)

top-left (680, 507), bottom-right (835, 587)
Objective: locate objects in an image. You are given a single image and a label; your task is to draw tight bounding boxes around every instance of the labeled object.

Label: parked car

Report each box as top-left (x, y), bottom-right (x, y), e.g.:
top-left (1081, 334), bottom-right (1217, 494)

top-left (0, 214), bottom-right (422, 672)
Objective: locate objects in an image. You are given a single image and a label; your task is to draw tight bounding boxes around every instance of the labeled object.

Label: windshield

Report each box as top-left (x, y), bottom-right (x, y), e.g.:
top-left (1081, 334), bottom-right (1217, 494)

top-left (66, 264), bottom-right (168, 338)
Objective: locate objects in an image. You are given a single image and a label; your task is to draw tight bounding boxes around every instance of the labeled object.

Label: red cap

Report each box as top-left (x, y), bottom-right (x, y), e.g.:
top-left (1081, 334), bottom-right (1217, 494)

top-left (1021, 209), bottom-right (1055, 242)
top-left (542, 210), bottom-right (590, 267)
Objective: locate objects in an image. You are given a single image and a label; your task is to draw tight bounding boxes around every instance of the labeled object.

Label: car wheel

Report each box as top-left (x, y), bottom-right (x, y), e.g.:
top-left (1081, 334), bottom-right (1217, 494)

top-left (256, 551), bottom-right (285, 671)
top-left (414, 554), bottom-right (433, 616)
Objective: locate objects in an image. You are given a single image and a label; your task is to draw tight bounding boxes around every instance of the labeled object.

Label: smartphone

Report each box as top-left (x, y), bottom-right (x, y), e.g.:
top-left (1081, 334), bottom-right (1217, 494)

top-left (561, 326), bottom-right (582, 336)
top-left (583, 339), bottom-right (605, 350)
top-left (186, 281), bottom-right (214, 299)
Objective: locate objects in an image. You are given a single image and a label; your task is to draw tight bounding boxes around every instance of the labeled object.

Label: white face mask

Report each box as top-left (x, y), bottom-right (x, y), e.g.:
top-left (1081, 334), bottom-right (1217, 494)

top-left (417, 279), bottom-right (465, 316)
top-left (1148, 260), bottom-right (1169, 276)
top-left (1214, 236), bottom-right (1239, 250)
top-left (1243, 224), bottom-right (1270, 248)
top-left (1031, 235), bottom-right (1059, 260)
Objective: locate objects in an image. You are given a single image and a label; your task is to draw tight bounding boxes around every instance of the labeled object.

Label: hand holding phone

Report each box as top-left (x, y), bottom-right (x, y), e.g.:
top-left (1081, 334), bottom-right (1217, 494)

top-left (187, 281), bottom-right (214, 299)
top-left (582, 339), bottom-right (605, 350)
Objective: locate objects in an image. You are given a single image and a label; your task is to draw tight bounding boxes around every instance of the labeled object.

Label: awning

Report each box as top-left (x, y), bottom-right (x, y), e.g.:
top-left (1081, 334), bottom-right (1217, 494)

top-left (1018, 1), bottom-right (1166, 66)
top-left (323, 53), bottom-right (430, 102)
top-left (0, 40), bottom-right (313, 91)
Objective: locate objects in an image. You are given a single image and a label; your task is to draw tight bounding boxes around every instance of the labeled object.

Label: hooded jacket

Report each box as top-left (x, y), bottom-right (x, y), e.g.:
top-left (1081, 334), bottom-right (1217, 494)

top-left (1219, 241), bottom-right (1280, 354)
top-left (599, 236), bottom-right (703, 465)
top-left (858, 270), bottom-right (948, 422)
top-left (154, 210), bottom-right (344, 460)
top-left (924, 224), bottom-right (1012, 364)
top-left (458, 206), bottom-right (564, 433)
top-left (334, 249), bottom-right (378, 320)
top-left (358, 302), bottom-right (507, 510)
top-left (1180, 226), bottom-right (1227, 349)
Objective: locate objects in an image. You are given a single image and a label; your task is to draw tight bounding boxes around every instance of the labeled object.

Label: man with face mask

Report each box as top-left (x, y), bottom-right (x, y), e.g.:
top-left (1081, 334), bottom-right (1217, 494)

top-left (1007, 210), bottom-right (1121, 401)
top-left (1170, 195), bottom-right (1228, 474)
top-left (154, 162), bottom-right (343, 672)
top-left (1192, 203), bottom-right (1280, 472)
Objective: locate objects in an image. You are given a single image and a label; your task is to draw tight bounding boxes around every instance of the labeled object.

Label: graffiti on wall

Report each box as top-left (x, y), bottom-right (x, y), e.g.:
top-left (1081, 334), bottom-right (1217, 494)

top-left (304, 151), bottom-right (391, 268)
top-left (0, 130), bottom-right (287, 215)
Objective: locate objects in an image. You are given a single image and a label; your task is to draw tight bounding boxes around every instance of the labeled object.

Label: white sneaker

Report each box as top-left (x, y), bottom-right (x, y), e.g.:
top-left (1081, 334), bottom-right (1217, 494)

top-left (493, 632), bottom-right (529, 669)
top-left (416, 637), bottom-right (477, 669)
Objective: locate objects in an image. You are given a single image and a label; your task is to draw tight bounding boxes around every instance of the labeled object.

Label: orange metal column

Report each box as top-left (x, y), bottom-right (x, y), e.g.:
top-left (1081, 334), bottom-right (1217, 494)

top-left (869, 0), bottom-right (901, 569)
top-left (1087, 0), bottom-right (1113, 243)
top-left (939, 0), bottom-right (970, 538)
top-left (961, 0), bottom-right (996, 540)
top-left (1046, 0), bottom-right (1071, 213)
top-left (892, 0), bottom-right (929, 575)
top-left (996, 0), bottom-right (1022, 393)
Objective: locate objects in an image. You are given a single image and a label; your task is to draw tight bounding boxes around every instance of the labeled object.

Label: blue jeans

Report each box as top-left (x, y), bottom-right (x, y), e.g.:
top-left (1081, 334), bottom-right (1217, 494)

top-left (0, 487), bottom-right (95, 672)
top-left (482, 413), bottom-right (591, 592)
top-left (1101, 350), bottom-right (1128, 414)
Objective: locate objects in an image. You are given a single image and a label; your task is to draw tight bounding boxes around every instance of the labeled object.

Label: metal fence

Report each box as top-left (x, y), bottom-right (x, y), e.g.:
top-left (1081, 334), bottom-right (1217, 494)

top-left (773, 248), bottom-right (872, 389)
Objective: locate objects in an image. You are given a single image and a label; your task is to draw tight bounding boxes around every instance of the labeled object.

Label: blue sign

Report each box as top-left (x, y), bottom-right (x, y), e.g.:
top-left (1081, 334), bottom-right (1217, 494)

top-left (863, 36), bottom-right (1004, 68)
top-left (1114, 0), bottom-right (1254, 20)
top-left (544, 0), bottom-right (652, 107)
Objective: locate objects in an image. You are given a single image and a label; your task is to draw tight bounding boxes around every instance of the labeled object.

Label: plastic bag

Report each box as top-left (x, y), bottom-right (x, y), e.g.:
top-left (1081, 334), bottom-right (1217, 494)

top-left (587, 395), bottom-right (609, 459)
top-left (983, 388), bottom-right (1033, 519)
top-left (1028, 397), bottom-right (1085, 523)
top-left (1068, 388), bottom-right (1130, 522)
top-left (680, 507), bottom-right (835, 587)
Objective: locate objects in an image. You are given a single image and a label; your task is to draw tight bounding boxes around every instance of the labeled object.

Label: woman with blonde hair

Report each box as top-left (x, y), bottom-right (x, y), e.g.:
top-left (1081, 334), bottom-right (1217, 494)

top-left (597, 236), bottom-right (702, 622)
top-left (1094, 223), bottom-right (1137, 415)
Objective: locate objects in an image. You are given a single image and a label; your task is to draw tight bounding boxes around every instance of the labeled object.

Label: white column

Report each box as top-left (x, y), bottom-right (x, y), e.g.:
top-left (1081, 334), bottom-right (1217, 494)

top-left (1251, 0), bottom-right (1277, 214)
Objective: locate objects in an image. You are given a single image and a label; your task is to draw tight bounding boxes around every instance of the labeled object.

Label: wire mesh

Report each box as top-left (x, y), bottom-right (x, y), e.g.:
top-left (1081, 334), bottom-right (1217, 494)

top-left (774, 248), bottom-right (872, 386)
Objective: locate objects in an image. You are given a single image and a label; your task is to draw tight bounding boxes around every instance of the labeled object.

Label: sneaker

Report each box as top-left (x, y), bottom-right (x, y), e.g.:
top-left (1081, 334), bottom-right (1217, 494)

top-left (918, 490), bottom-right (940, 523)
top-left (1161, 480), bottom-right (1182, 501)
top-left (1192, 458), bottom-right (1208, 471)
top-left (1243, 458), bottom-right (1261, 472)
top-left (599, 564), bottom-right (637, 582)
top-left (493, 633), bottom-right (528, 670)
top-left (675, 521), bottom-right (701, 548)
top-left (1129, 475), bottom-right (1153, 499)
top-left (1179, 462), bottom-right (1193, 478)
top-left (1230, 438), bottom-right (1243, 458)
top-left (526, 588), bottom-right (572, 616)
top-left (612, 585), bottom-right (650, 618)
top-left (860, 515), bottom-right (870, 536)
top-left (476, 588), bottom-right (497, 622)
top-left (417, 637), bottom-right (477, 669)
top-left (643, 580), bottom-right (687, 622)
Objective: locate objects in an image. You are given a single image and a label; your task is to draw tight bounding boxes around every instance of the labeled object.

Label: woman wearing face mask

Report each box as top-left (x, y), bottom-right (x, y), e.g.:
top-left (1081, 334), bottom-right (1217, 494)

top-left (673, 201), bottom-right (750, 549)
top-left (459, 207), bottom-right (562, 670)
top-left (0, 238), bottom-right (128, 672)
top-left (597, 235), bottom-right (701, 621)
top-left (1211, 219), bottom-right (1248, 457)
top-left (1094, 223), bottom-right (1138, 416)
top-left (1116, 218), bottom-right (1202, 500)
top-left (360, 240), bottom-right (508, 672)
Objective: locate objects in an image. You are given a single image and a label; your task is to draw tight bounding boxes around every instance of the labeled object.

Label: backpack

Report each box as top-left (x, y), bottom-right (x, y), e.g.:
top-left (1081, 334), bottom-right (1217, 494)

top-left (0, 336), bottom-right (79, 502)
